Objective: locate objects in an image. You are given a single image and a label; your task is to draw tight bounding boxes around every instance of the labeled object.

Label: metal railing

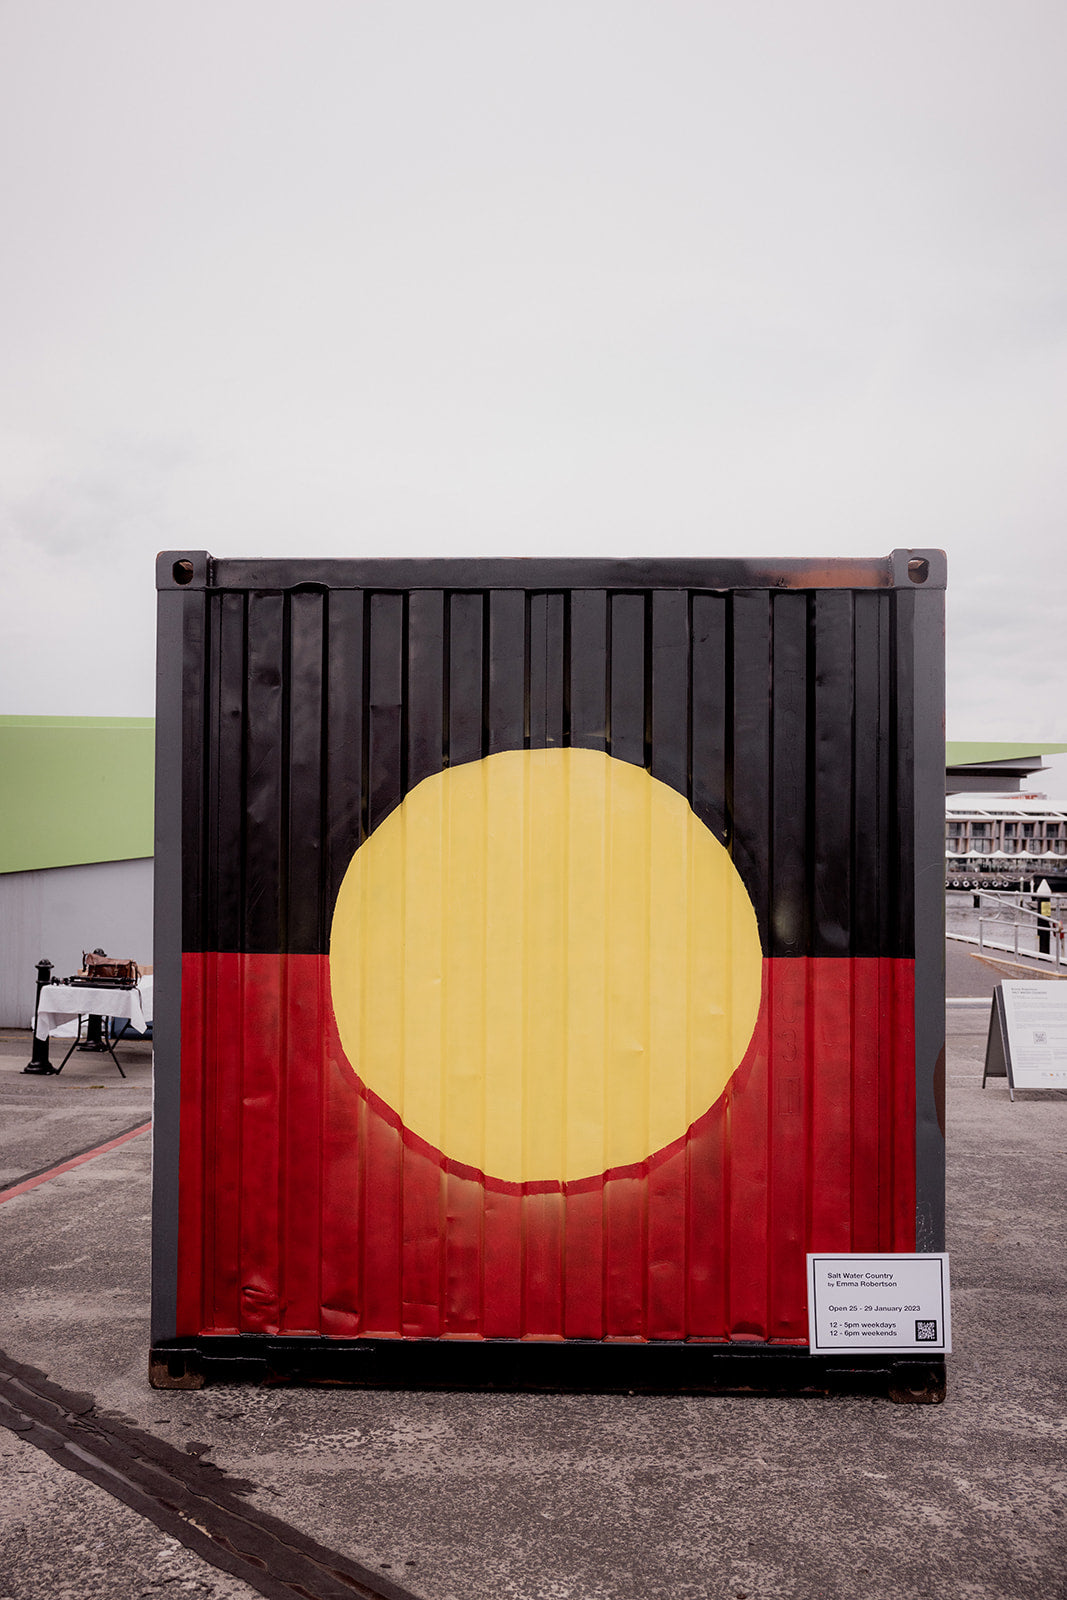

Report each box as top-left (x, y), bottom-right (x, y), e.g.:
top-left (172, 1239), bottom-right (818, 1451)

top-left (973, 890), bottom-right (1066, 970)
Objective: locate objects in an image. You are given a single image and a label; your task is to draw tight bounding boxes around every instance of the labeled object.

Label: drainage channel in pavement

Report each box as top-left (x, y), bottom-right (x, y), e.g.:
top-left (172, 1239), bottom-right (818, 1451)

top-left (0, 1352), bottom-right (425, 1600)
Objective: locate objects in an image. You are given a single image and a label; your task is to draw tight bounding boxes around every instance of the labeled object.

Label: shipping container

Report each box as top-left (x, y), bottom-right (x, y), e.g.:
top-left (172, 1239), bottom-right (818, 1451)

top-left (151, 551), bottom-right (946, 1399)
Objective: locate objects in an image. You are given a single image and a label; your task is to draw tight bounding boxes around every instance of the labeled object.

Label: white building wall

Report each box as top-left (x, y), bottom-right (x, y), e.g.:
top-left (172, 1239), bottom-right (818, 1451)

top-left (0, 857), bottom-right (153, 1028)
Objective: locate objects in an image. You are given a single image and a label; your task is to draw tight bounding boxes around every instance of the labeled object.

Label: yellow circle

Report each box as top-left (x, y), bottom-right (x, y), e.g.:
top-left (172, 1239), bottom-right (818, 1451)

top-left (329, 747), bottom-right (762, 1184)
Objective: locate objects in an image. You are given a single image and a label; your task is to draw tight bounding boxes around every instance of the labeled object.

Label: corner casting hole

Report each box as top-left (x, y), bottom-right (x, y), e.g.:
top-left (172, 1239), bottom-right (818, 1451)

top-left (172, 559), bottom-right (195, 585)
top-left (907, 558), bottom-right (929, 584)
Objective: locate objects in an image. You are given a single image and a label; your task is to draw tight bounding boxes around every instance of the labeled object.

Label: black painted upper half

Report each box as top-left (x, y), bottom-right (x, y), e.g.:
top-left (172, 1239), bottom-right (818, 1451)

top-left (178, 580), bottom-right (930, 958)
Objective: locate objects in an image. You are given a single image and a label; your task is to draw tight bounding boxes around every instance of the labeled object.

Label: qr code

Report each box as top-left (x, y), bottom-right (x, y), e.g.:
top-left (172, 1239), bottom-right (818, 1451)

top-left (915, 1319), bottom-right (938, 1342)
top-left (1033, 1031), bottom-right (1048, 1045)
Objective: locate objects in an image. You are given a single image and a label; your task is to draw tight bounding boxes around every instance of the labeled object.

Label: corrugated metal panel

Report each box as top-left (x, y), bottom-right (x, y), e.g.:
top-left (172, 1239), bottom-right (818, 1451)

top-left (153, 553), bottom-right (945, 1354)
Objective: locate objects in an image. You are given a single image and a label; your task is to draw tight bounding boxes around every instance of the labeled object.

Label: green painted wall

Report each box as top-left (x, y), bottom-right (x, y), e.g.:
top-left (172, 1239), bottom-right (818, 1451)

top-left (0, 716), bottom-right (154, 874)
top-left (946, 741), bottom-right (1067, 765)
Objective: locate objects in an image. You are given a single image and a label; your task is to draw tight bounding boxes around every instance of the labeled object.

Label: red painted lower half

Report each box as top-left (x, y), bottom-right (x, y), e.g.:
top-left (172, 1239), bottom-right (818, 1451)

top-left (175, 954), bottom-right (916, 1343)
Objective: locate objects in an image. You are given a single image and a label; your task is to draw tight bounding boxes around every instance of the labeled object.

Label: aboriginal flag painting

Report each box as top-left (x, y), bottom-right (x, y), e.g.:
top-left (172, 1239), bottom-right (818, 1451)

top-left (155, 555), bottom-right (944, 1350)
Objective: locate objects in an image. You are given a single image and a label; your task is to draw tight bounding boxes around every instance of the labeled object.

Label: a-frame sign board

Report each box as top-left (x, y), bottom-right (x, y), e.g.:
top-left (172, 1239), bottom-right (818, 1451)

top-left (983, 988), bottom-right (1012, 1099)
top-left (983, 980), bottom-right (1067, 1101)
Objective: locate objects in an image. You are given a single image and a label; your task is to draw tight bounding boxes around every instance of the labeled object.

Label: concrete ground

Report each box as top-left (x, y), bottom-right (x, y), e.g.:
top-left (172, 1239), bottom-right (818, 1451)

top-left (1, 948), bottom-right (1065, 1600)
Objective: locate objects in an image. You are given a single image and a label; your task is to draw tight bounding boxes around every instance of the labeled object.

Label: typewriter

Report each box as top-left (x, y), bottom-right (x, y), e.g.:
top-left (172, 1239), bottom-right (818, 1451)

top-left (63, 950), bottom-right (141, 990)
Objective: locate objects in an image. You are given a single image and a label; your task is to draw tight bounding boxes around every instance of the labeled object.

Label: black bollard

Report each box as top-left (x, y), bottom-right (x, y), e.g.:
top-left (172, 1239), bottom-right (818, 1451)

top-left (23, 958), bottom-right (57, 1074)
top-left (1034, 880), bottom-right (1052, 956)
top-left (78, 1013), bottom-right (110, 1052)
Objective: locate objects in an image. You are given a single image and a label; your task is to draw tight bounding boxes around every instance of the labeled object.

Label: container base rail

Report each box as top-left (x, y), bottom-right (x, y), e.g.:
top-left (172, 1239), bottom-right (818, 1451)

top-left (149, 1337), bottom-right (946, 1405)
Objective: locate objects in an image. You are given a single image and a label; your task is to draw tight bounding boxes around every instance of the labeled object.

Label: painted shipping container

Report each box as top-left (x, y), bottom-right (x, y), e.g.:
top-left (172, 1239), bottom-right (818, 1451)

top-left (151, 551), bottom-right (946, 1395)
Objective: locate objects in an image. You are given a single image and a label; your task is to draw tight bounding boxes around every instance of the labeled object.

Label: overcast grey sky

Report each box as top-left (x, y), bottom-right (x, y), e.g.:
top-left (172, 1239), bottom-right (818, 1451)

top-left (2, 2), bottom-right (1065, 789)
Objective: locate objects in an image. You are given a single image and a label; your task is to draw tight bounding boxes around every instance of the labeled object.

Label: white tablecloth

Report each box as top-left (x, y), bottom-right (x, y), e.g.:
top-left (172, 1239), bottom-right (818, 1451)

top-left (35, 976), bottom-right (154, 1040)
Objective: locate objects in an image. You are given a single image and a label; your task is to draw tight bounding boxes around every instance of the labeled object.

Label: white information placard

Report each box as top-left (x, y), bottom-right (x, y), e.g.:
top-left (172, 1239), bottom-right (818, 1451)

top-left (807, 1253), bottom-right (951, 1353)
top-left (997, 982), bottom-right (1067, 1090)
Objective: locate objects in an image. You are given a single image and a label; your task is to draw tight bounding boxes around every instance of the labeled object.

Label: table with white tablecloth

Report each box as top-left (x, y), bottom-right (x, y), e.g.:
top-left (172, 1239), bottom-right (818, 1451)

top-left (32, 978), bottom-right (154, 1076)
top-left (35, 976), bottom-right (154, 1040)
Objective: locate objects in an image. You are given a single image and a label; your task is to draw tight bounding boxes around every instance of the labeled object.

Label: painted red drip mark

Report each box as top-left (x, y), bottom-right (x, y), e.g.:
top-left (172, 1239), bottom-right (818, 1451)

top-left (0, 1122), bottom-right (152, 1205)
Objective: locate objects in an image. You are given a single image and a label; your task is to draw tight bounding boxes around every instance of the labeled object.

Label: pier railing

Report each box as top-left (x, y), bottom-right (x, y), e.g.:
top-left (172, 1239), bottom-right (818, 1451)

top-left (973, 892), bottom-right (1066, 970)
